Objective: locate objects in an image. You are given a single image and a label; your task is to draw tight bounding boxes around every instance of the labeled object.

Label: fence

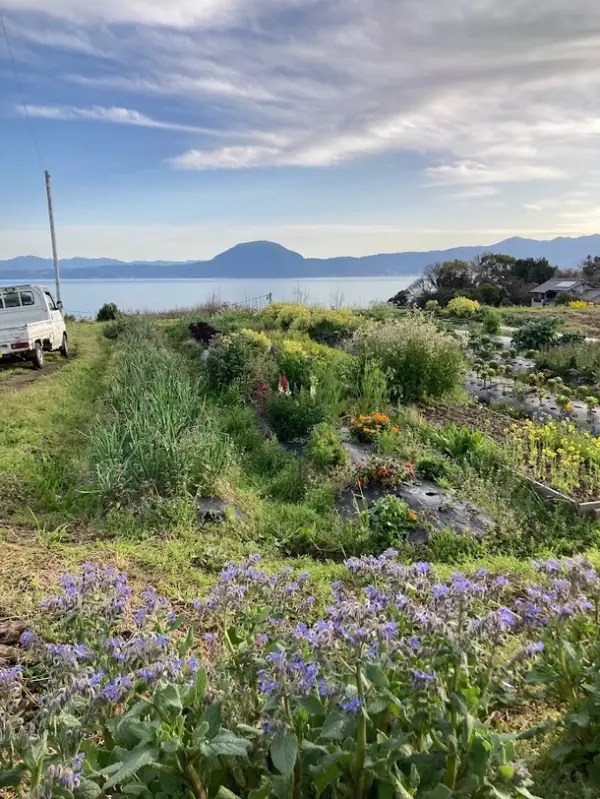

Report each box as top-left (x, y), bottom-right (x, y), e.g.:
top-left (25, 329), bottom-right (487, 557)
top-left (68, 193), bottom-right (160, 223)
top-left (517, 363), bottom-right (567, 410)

top-left (221, 292), bottom-right (273, 311)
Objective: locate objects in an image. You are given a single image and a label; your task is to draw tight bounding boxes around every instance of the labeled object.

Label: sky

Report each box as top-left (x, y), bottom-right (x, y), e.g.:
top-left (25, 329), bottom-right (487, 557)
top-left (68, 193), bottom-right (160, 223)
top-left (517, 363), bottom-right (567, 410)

top-left (1, 0), bottom-right (600, 261)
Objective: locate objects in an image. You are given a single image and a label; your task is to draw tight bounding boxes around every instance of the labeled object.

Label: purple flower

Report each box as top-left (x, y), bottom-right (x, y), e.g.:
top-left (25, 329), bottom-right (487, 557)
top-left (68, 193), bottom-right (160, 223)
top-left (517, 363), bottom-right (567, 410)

top-left (318, 679), bottom-right (335, 698)
top-left (102, 674), bottom-right (133, 702)
top-left (340, 696), bottom-right (363, 714)
top-left (186, 656), bottom-right (201, 673)
top-left (411, 669), bottom-right (436, 690)
top-left (379, 621), bottom-right (397, 641)
top-left (497, 606), bottom-right (518, 630)
top-left (19, 629), bottom-right (38, 649)
top-left (0, 664), bottom-right (22, 685)
top-left (432, 584), bottom-right (449, 600)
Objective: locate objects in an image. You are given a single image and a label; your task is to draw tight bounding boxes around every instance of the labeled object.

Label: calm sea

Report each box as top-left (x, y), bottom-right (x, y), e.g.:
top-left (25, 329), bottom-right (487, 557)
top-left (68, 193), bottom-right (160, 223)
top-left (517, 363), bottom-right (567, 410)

top-left (8, 276), bottom-right (418, 316)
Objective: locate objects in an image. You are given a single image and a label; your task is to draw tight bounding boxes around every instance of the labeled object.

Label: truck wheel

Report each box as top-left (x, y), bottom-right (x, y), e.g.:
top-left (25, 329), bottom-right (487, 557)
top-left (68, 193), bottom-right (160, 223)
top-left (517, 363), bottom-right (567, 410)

top-left (59, 333), bottom-right (69, 358)
top-left (32, 342), bottom-right (44, 370)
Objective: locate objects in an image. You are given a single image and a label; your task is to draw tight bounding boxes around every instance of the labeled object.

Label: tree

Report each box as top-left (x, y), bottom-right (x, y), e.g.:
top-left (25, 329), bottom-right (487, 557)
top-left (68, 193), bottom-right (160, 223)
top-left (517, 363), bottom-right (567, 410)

top-left (410, 260), bottom-right (472, 304)
top-left (511, 257), bottom-right (555, 285)
top-left (582, 255), bottom-right (600, 285)
top-left (388, 289), bottom-right (409, 307)
top-left (97, 302), bottom-right (119, 322)
top-left (471, 252), bottom-right (516, 288)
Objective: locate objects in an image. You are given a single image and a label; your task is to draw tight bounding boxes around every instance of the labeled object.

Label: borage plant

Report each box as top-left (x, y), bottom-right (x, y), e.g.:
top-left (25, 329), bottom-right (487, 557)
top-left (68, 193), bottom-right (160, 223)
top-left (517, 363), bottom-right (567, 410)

top-left (6, 555), bottom-right (600, 798)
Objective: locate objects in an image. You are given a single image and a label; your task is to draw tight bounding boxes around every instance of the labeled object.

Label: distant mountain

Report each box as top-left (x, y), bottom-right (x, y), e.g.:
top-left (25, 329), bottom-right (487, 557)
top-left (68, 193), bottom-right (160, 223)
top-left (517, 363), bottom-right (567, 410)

top-left (1, 235), bottom-right (599, 281)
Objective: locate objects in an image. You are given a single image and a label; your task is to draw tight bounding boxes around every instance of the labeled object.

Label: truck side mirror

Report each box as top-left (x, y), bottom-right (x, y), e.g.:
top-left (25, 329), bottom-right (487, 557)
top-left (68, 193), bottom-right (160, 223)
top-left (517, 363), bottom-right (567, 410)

top-left (57, 300), bottom-right (63, 310)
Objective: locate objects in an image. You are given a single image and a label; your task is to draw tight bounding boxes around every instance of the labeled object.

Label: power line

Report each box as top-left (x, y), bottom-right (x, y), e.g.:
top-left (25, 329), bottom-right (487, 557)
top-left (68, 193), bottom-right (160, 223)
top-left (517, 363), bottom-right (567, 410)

top-left (0, 7), bottom-right (44, 170)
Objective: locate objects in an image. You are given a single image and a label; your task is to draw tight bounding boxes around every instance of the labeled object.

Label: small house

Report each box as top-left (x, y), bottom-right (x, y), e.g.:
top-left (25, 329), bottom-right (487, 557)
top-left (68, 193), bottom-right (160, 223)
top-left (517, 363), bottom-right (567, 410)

top-left (530, 278), bottom-right (600, 306)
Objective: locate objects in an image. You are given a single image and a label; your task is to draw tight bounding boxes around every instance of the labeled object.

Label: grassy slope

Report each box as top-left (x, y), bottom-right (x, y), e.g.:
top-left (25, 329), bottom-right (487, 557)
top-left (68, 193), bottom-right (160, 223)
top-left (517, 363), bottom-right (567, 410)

top-left (1, 314), bottom-right (599, 796)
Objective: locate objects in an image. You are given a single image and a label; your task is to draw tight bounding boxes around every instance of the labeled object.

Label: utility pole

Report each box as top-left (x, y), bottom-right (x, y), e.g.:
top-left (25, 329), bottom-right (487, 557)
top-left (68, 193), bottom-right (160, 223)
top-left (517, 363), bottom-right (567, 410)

top-left (44, 170), bottom-right (61, 305)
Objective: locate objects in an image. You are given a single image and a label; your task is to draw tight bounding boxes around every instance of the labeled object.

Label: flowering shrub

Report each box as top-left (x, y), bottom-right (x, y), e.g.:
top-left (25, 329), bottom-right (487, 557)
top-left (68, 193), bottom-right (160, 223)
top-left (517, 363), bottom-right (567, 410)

top-left (447, 296), bottom-right (480, 317)
top-left (356, 457), bottom-right (412, 487)
top-left (504, 419), bottom-right (600, 500)
top-left (349, 412), bottom-right (400, 443)
top-left (264, 384), bottom-right (327, 441)
top-left (240, 328), bottom-right (272, 351)
top-left (567, 300), bottom-right (591, 309)
top-left (206, 330), bottom-right (271, 392)
top-left (291, 307), bottom-right (361, 345)
top-left (8, 556), bottom-right (600, 797)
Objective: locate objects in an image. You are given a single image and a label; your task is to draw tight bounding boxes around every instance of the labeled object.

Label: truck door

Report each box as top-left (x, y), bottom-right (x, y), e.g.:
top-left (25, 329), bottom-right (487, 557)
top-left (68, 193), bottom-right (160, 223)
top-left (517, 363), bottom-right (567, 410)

top-left (43, 290), bottom-right (63, 347)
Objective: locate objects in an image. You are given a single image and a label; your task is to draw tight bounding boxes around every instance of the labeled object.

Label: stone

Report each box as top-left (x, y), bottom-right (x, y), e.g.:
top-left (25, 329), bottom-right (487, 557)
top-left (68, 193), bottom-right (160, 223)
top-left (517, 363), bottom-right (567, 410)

top-left (196, 497), bottom-right (243, 524)
top-left (189, 321), bottom-right (219, 345)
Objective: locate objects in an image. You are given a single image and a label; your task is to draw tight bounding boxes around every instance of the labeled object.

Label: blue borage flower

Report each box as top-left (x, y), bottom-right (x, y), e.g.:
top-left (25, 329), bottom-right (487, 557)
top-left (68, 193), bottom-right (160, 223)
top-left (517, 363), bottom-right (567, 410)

top-left (10, 554), bottom-right (598, 797)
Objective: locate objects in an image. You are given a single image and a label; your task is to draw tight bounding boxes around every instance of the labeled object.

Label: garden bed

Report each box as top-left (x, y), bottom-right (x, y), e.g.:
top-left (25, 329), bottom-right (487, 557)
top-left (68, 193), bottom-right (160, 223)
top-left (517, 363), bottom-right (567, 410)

top-left (418, 400), bottom-right (516, 444)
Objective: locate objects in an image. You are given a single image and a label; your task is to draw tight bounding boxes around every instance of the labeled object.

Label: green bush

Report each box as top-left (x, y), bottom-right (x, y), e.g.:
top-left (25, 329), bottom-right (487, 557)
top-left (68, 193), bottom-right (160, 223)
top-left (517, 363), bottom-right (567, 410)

top-left (355, 314), bottom-right (464, 403)
top-left (426, 423), bottom-right (494, 467)
top-left (266, 455), bottom-right (307, 502)
top-left (292, 307), bottom-right (361, 345)
top-left (205, 331), bottom-right (271, 392)
top-left (346, 357), bottom-right (390, 415)
top-left (447, 296), bottom-right (480, 317)
top-left (305, 422), bottom-right (348, 471)
top-left (96, 301), bottom-right (119, 322)
top-left (559, 331), bottom-right (587, 346)
top-left (534, 341), bottom-right (600, 385)
top-left (265, 389), bottom-right (327, 441)
top-left (511, 317), bottom-right (560, 351)
top-left (415, 455), bottom-right (450, 481)
top-left (481, 308), bottom-right (501, 335)
top-left (367, 495), bottom-right (417, 551)
top-left (102, 315), bottom-right (141, 340)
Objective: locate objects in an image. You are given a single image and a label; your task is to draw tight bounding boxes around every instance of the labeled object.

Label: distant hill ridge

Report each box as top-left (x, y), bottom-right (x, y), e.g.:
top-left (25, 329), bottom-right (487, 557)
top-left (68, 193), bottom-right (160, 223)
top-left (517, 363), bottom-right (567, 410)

top-left (1, 235), bottom-right (599, 280)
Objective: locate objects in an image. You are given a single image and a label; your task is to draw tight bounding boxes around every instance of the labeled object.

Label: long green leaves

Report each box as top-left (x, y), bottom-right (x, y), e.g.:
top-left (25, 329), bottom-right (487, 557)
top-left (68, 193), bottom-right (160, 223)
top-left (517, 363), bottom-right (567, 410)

top-left (88, 321), bottom-right (230, 505)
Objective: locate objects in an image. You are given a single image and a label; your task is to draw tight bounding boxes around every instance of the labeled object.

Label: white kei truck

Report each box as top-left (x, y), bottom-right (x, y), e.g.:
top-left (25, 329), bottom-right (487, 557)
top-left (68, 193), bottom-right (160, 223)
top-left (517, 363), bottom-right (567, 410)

top-left (0, 284), bottom-right (68, 369)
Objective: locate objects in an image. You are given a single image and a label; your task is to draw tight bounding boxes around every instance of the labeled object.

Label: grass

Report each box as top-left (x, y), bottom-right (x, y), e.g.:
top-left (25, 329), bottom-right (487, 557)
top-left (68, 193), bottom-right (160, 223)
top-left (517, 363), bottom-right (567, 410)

top-left (0, 323), bottom-right (109, 521)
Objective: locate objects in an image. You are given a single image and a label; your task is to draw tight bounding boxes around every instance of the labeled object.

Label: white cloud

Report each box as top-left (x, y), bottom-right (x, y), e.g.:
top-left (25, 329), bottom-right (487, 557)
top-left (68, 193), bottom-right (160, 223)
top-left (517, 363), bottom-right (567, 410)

top-left (425, 161), bottom-right (565, 185)
top-left (524, 204), bottom-right (542, 211)
top-left (19, 104), bottom-right (229, 135)
top-left (3, 0), bottom-right (321, 29)
top-left (4, 0), bottom-right (600, 184)
top-left (170, 145), bottom-right (280, 169)
top-left (452, 186), bottom-right (498, 199)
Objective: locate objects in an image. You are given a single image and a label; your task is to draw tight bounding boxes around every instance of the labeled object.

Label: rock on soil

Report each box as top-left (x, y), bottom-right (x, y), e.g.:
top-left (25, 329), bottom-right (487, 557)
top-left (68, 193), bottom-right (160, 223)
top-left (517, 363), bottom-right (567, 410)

top-left (189, 321), bottom-right (220, 345)
top-left (196, 497), bottom-right (243, 524)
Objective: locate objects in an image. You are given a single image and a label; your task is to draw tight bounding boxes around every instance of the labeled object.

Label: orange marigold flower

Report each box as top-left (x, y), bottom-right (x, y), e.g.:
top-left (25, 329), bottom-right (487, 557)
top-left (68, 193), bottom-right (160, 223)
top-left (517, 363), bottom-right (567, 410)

top-left (408, 511), bottom-right (417, 521)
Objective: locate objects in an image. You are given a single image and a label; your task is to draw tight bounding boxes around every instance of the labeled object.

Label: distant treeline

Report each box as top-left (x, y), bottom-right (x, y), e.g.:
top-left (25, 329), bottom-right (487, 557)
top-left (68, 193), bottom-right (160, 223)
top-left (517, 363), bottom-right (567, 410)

top-left (390, 253), bottom-right (600, 307)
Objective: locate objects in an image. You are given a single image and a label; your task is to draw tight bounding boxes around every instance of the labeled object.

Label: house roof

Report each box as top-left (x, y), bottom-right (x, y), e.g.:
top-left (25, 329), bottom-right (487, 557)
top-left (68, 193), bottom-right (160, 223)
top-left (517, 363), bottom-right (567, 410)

top-left (530, 278), bottom-right (589, 294)
top-left (583, 289), bottom-right (600, 301)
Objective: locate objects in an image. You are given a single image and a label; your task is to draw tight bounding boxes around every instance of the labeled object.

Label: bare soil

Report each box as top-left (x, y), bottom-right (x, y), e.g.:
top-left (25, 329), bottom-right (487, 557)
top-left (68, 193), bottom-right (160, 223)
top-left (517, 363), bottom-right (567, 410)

top-left (0, 361), bottom-right (66, 393)
top-left (418, 402), bottom-right (515, 444)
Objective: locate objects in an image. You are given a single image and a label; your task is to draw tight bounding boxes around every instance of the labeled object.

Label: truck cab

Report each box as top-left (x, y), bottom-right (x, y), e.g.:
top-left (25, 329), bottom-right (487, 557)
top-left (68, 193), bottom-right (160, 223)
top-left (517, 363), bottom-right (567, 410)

top-left (0, 285), bottom-right (68, 369)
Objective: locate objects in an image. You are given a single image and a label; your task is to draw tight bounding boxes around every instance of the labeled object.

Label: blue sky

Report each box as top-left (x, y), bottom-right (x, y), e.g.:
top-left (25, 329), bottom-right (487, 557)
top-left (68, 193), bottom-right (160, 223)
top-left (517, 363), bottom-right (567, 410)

top-left (1, 0), bottom-right (600, 261)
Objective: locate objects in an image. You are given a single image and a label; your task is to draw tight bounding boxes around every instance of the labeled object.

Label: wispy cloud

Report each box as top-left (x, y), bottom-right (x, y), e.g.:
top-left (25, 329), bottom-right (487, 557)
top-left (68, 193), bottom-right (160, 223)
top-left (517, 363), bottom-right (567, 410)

top-left (4, 0), bottom-right (600, 184)
top-left (18, 105), bottom-right (229, 136)
top-left (452, 186), bottom-right (499, 199)
top-left (524, 204), bottom-right (542, 212)
top-left (425, 161), bottom-right (565, 185)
